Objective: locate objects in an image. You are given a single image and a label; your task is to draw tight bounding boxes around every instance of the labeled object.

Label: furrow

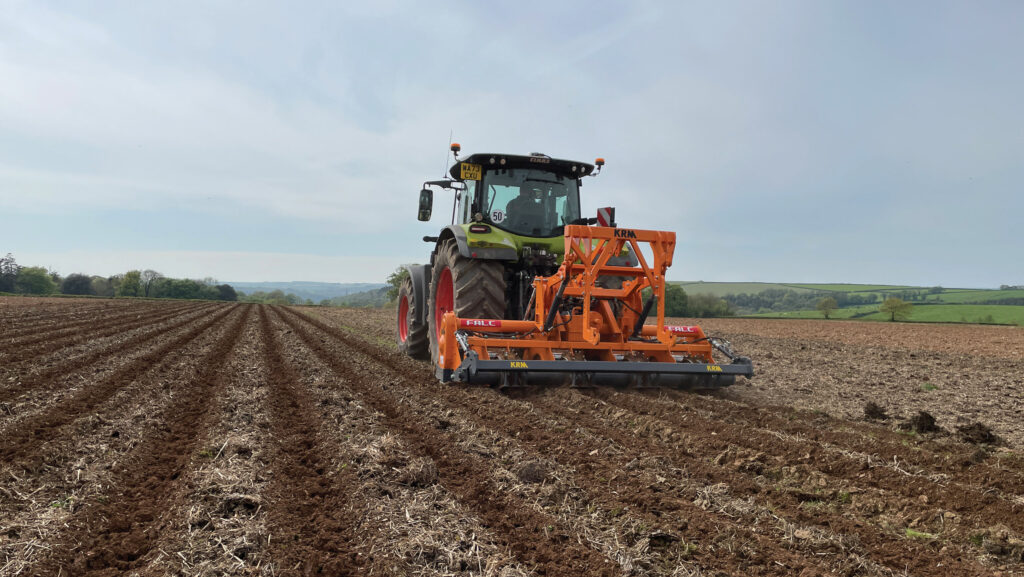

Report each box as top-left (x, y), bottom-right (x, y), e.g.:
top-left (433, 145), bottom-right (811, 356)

top-left (286, 307), bottom-right (1018, 577)
top-left (0, 302), bottom-right (225, 402)
top-left (663, 389), bottom-right (1024, 491)
top-left (535, 388), bottom-right (1010, 576)
top-left (0, 301), bottom-right (192, 347)
top-left (258, 306), bottom-right (368, 576)
top-left (607, 389), bottom-right (1024, 530)
top-left (0, 302), bottom-right (132, 328)
top-left (278, 307), bottom-right (840, 577)
top-left (138, 307), bottom-right (271, 575)
top-left (267, 308), bottom-right (692, 577)
top-left (265, 305), bottom-right (535, 576)
top-left (0, 305), bottom-right (239, 463)
top-left (33, 305), bottom-right (251, 575)
top-left (0, 303), bottom-right (252, 574)
top-left (273, 306), bottom-right (623, 577)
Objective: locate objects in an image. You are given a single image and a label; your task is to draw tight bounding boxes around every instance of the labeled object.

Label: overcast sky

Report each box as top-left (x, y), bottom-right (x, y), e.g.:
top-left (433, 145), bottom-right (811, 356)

top-left (2, 1), bottom-right (1021, 287)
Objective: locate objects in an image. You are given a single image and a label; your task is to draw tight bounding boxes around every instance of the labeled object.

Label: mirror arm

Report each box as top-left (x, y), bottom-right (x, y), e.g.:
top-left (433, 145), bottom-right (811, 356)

top-left (422, 179), bottom-right (466, 191)
top-left (419, 179), bottom-right (468, 224)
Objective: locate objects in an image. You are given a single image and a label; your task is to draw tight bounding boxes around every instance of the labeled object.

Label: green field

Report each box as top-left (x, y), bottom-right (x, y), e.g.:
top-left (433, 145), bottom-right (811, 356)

top-left (773, 285), bottom-right (1023, 306)
top-left (747, 305), bottom-right (878, 320)
top-left (674, 281), bottom-right (1024, 326)
top-left (751, 304), bottom-right (1024, 325)
top-left (678, 281), bottom-right (1019, 299)
top-left (857, 304), bottom-right (1024, 324)
top-left (928, 289), bottom-right (1024, 303)
top-left (673, 282), bottom-right (815, 297)
top-left (675, 281), bottom-right (944, 297)
top-left (781, 283), bottom-right (918, 292)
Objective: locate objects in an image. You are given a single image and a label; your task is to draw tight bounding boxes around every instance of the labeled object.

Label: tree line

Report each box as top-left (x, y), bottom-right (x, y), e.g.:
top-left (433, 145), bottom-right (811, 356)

top-left (661, 285), bottom-right (736, 317)
top-left (0, 253), bottom-right (237, 301)
top-left (815, 296), bottom-right (914, 321)
top-left (320, 287), bottom-right (391, 308)
top-left (716, 287), bottom-right (950, 315)
top-left (238, 290), bottom-right (310, 305)
top-left (721, 288), bottom-right (882, 314)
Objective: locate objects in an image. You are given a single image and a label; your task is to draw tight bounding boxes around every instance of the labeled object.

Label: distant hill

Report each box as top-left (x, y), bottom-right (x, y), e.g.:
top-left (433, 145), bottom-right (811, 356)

top-left (325, 286), bottom-right (391, 308)
top-left (674, 282), bottom-right (814, 297)
top-left (227, 281), bottom-right (387, 303)
top-left (673, 281), bottom-right (929, 297)
top-left (673, 281), bottom-right (1023, 325)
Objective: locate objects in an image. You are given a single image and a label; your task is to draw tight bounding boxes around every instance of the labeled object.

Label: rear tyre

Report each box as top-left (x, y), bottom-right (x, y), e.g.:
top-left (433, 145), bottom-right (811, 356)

top-left (428, 238), bottom-right (506, 366)
top-left (396, 274), bottom-right (429, 359)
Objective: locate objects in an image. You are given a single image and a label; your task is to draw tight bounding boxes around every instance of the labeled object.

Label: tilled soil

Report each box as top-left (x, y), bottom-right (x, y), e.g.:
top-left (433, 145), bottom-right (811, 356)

top-left (688, 317), bottom-right (1024, 447)
top-left (1, 298), bottom-right (1023, 576)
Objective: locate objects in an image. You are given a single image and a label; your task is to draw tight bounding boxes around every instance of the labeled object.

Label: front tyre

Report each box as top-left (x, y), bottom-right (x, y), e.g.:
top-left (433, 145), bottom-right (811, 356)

top-left (396, 274), bottom-right (429, 359)
top-left (427, 238), bottom-right (506, 366)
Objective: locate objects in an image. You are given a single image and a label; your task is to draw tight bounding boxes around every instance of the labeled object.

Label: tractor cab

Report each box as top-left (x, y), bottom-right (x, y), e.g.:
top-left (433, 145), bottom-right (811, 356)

top-left (417, 148), bottom-right (602, 240)
top-left (447, 152), bottom-right (596, 238)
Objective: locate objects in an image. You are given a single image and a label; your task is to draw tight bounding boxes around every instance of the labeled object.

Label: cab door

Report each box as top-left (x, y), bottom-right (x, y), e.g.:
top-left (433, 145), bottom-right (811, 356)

top-left (458, 180), bottom-right (478, 224)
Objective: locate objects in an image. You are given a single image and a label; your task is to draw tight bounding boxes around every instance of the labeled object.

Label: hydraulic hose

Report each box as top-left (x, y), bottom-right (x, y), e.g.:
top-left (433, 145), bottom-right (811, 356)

top-left (543, 273), bottom-right (571, 332)
top-left (631, 295), bottom-right (657, 338)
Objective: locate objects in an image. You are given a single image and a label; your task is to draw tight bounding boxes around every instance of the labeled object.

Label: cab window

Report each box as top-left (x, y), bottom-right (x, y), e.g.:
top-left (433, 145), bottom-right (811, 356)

top-left (480, 169), bottom-right (580, 237)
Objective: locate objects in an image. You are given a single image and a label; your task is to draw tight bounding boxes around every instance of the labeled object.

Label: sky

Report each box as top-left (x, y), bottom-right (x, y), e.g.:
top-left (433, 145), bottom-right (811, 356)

top-left (1, 1), bottom-right (1021, 287)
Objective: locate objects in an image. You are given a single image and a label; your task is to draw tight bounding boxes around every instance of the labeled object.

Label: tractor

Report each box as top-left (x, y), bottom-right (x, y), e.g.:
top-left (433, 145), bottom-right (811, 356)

top-left (397, 144), bottom-right (752, 388)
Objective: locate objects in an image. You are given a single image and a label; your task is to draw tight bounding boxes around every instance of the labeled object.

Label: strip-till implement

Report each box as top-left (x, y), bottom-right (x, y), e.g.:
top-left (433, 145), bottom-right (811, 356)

top-left (436, 224), bottom-right (753, 388)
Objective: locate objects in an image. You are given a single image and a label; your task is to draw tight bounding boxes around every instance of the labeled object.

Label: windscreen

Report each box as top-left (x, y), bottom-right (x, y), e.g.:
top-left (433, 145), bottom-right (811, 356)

top-left (480, 169), bottom-right (580, 237)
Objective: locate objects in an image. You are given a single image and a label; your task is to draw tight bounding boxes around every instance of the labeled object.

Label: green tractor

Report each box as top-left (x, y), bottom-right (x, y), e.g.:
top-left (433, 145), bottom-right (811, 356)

top-left (396, 144), bottom-right (616, 364)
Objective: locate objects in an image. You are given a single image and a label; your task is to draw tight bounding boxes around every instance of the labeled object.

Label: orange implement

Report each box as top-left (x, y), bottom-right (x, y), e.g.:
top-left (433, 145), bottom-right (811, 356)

top-left (437, 225), bottom-right (753, 387)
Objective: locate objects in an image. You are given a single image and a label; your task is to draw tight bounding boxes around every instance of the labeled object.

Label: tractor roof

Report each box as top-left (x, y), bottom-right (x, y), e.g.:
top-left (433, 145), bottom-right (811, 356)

top-left (449, 153), bottom-right (596, 180)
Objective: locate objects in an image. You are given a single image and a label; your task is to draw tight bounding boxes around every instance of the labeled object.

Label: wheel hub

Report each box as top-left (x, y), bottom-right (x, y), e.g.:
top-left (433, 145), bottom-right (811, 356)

top-left (398, 294), bottom-right (410, 342)
top-left (434, 267), bottom-right (454, 340)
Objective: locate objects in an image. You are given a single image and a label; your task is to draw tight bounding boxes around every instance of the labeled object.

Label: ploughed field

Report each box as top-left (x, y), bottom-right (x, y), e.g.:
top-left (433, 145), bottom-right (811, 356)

top-left (1, 299), bottom-right (1022, 576)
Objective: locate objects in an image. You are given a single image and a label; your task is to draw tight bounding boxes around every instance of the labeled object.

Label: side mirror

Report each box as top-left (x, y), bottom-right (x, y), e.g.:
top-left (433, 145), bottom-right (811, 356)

top-left (417, 188), bottom-right (433, 221)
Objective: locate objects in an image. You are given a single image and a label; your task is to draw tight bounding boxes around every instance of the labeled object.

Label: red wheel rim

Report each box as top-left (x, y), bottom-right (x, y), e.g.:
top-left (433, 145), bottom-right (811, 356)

top-left (398, 294), bottom-right (409, 342)
top-left (435, 267), bottom-right (454, 340)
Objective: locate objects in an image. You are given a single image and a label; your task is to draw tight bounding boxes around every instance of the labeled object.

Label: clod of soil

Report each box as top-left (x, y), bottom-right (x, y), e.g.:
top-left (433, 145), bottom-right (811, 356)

top-left (220, 494), bottom-right (261, 517)
top-left (956, 422), bottom-right (1001, 445)
top-left (899, 411), bottom-right (942, 434)
top-left (516, 460), bottom-right (553, 484)
top-left (863, 401), bottom-right (889, 421)
top-left (398, 457), bottom-right (438, 487)
top-left (977, 526), bottom-right (1024, 559)
top-left (971, 447), bottom-right (990, 462)
top-left (648, 531), bottom-right (680, 549)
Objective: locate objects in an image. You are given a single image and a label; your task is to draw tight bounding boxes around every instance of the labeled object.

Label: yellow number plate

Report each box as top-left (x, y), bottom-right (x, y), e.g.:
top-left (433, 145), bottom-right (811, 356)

top-left (460, 163), bottom-right (482, 180)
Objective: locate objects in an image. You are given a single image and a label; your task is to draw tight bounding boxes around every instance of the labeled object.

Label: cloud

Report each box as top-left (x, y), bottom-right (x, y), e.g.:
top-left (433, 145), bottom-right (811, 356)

top-left (0, 1), bottom-right (1021, 286)
top-left (0, 2), bottom-right (441, 229)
